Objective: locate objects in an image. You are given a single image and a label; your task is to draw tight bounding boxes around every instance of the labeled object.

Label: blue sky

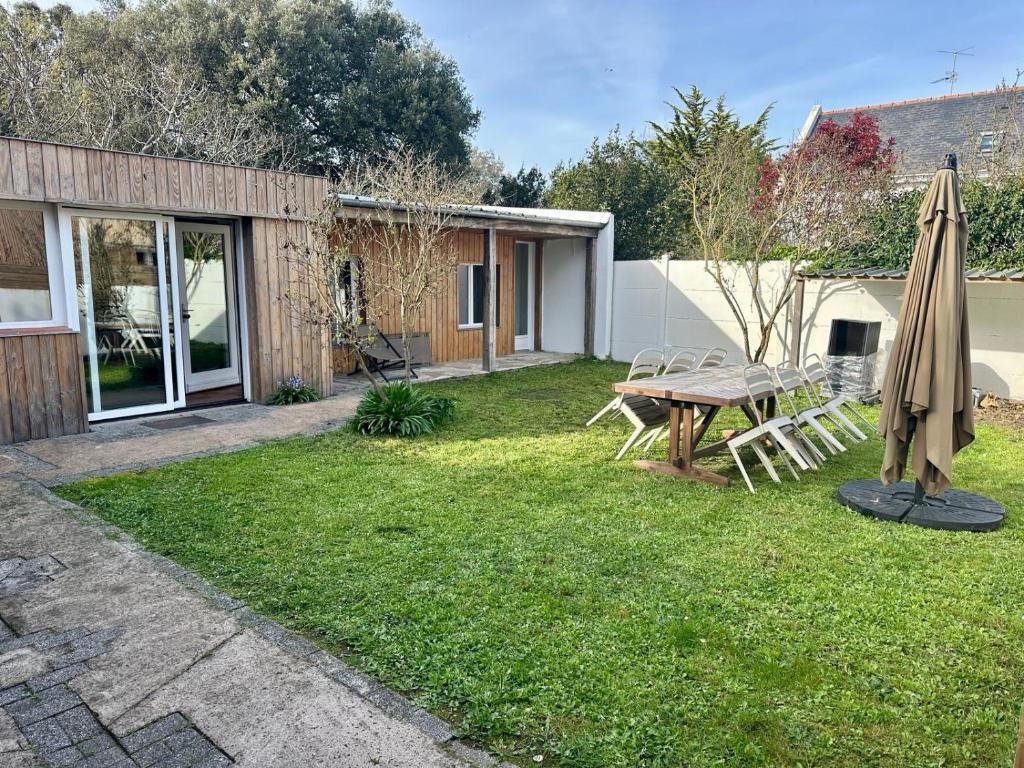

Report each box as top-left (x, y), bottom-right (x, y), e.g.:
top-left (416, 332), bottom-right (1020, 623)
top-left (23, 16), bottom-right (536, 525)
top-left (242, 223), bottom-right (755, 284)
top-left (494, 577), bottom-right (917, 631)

top-left (49, 0), bottom-right (1024, 171)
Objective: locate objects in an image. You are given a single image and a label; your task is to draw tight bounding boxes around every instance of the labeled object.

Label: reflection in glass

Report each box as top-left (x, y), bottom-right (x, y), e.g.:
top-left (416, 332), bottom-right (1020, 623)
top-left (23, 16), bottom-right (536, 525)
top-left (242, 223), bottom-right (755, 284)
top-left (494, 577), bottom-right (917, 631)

top-left (182, 231), bottom-right (230, 373)
top-left (515, 243), bottom-right (530, 336)
top-left (0, 208), bottom-right (51, 323)
top-left (73, 216), bottom-right (166, 413)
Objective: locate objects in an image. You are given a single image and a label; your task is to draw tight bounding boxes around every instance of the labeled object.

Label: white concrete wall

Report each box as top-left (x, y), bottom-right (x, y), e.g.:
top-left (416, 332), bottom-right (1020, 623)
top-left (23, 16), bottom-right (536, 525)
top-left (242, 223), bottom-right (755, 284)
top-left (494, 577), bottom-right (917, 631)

top-left (610, 257), bottom-right (1024, 400)
top-left (611, 258), bottom-right (790, 366)
top-left (801, 277), bottom-right (1024, 399)
top-left (593, 218), bottom-right (614, 358)
top-left (541, 238), bottom-right (585, 354)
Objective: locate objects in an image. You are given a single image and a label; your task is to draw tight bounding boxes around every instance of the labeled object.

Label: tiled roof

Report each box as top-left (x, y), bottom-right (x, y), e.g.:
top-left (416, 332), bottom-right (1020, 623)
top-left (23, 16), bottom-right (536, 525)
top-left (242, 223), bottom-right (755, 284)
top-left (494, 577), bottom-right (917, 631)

top-left (800, 266), bottom-right (1024, 281)
top-left (807, 87), bottom-right (1024, 182)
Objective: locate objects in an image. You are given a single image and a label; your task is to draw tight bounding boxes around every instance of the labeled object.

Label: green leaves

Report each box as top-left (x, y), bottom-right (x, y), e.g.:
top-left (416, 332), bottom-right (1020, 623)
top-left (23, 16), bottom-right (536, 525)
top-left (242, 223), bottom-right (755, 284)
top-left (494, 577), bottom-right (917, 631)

top-left (352, 381), bottom-right (454, 437)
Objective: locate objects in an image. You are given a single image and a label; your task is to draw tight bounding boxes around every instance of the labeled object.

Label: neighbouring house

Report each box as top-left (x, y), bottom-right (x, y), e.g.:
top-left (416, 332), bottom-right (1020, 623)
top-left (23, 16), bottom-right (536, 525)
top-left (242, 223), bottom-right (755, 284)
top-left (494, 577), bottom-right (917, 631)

top-left (799, 86), bottom-right (1024, 186)
top-left (0, 138), bottom-right (614, 445)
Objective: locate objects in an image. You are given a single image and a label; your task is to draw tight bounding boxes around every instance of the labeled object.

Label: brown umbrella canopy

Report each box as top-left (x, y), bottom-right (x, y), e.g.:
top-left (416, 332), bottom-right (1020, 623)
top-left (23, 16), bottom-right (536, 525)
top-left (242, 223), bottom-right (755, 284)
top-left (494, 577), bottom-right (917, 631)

top-left (878, 162), bottom-right (974, 496)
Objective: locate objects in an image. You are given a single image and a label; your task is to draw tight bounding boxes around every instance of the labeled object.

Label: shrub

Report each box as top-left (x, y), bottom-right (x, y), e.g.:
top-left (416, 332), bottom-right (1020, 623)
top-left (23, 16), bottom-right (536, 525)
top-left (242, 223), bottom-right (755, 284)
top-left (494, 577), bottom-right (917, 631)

top-left (352, 381), bottom-right (454, 436)
top-left (267, 375), bottom-right (321, 405)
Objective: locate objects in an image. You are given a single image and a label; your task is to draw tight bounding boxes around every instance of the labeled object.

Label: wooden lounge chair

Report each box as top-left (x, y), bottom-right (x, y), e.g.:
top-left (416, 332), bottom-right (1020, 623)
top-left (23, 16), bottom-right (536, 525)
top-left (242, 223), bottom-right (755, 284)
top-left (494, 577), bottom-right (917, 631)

top-left (772, 366), bottom-right (847, 456)
top-left (800, 354), bottom-right (871, 440)
top-left (614, 394), bottom-right (671, 460)
top-left (587, 347), bottom-right (663, 426)
top-left (726, 363), bottom-right (819, 494)
top-left (350, 324), bottom-right (422, 382)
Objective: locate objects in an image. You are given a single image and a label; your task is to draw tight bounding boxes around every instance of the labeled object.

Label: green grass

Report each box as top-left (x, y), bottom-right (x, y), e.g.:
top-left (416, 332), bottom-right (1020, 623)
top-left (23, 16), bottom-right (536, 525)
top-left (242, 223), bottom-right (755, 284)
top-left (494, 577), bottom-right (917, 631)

top-left (58, 360), bottom-right (1024, 767)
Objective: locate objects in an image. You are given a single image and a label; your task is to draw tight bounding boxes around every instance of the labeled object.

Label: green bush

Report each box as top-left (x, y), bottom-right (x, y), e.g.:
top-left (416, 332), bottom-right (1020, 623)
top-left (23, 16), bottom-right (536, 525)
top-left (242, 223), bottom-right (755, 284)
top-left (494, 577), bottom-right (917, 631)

top-left (352, 381), bottom-right (454, 436)
top-left (267, 375), bottom-right (321, 405)
top-left (818, 175), bottom-right (1024, 272)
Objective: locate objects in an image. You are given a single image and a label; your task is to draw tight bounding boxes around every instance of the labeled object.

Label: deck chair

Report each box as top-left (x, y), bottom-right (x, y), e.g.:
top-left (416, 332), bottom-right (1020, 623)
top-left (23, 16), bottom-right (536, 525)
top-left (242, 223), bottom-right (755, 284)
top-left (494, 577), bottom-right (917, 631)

top-left (587, 347), bottom-right (663, 426)
top-left (772, 367), bottom-right (845, 457)
top-left (800, 354), bottom-right (872, 440)
top-left (614, 394), bottom-right (671, 460)
top-left (698, 347), bottom-right (728, 368)
top-left (639, 350), bottom-right (700, 453)
top-left (351, 325), bottom-right (419, 382)
top-left (726, 364), bottom-right (819, 494)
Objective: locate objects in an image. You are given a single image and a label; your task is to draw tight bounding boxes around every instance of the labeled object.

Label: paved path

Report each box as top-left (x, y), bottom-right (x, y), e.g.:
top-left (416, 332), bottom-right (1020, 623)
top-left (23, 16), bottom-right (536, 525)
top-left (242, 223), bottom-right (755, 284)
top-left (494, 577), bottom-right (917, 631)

top-left (0, 479), bottom-right (502, 768)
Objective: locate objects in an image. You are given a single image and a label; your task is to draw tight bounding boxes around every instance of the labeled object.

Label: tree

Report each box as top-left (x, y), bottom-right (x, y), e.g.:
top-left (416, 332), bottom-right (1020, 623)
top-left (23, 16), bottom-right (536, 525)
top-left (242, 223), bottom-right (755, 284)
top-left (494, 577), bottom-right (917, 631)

top-left (481, 166), bottom-right (547, 208)
top-left (684, 112), bottom-right (895, 361)
top-left (0, 0), bottom-right (481, 174)
top-left (461, 147), bottom-right (506, 202)
top-left (548, 128), bottom-right (675, 260)
top-left (323, 145), bottom-right (468, 380)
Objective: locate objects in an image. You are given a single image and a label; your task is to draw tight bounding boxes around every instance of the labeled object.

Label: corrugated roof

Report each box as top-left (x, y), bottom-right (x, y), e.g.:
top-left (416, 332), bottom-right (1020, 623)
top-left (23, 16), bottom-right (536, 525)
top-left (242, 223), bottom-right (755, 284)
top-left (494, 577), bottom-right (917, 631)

top-left (800, 267), bottom-right (1024, 281)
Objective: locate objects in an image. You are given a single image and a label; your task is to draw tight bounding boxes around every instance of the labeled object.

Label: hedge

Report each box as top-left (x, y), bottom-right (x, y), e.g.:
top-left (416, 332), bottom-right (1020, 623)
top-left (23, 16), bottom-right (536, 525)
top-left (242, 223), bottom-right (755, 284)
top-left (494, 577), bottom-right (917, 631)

top-left (817, 175), bottom-right (1024, 272)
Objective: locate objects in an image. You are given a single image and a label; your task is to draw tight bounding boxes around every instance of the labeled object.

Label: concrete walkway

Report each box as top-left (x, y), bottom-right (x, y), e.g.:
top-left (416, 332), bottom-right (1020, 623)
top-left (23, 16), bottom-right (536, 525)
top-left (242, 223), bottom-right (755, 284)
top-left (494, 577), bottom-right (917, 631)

top-left (0, 474), bottom-right (504, 768)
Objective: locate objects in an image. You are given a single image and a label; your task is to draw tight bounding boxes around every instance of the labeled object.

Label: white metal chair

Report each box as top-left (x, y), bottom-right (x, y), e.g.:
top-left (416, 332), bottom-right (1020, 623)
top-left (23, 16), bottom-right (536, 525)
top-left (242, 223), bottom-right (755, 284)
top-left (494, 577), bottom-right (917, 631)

top-left (773, 366), bottom-right (847, 456)
top-left (725, 364), bottom-right (818, 493)
top-left (587, 347), bottom-right (663, 426)
top-left (614, 394), bottom-right (671, 460)
top-left (698, 347), bottom-right (728, 368)
top-left (662, 350), bottom-right (699, 375)
top-left (801, 354), bottom-right (872, 440)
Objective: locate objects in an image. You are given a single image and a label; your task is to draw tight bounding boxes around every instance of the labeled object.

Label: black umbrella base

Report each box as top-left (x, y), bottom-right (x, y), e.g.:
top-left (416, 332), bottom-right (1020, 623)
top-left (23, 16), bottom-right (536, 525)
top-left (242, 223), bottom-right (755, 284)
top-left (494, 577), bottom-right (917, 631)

top-left (838, 479), bottom-right (1005, 532)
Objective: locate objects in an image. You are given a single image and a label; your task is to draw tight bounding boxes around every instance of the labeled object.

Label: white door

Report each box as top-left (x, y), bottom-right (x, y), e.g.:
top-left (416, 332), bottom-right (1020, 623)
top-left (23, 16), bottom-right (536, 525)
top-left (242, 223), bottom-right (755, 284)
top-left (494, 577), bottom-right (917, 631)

top-left (514, 241), bottom-right (535, 351)
top-left (175, 222), bottom-right (241, 392)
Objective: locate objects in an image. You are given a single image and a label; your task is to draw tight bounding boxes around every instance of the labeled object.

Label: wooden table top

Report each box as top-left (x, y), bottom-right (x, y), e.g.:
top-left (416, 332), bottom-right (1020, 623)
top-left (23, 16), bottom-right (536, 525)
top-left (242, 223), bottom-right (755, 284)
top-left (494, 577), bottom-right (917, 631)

top-left (613, 364), bottom-right (787, 408)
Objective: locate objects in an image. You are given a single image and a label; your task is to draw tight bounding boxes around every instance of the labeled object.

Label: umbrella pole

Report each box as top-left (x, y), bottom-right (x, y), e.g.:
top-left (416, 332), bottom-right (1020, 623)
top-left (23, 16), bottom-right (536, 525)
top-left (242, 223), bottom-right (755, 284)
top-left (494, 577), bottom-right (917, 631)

top-left (914, 479), bottom-right (926, 505)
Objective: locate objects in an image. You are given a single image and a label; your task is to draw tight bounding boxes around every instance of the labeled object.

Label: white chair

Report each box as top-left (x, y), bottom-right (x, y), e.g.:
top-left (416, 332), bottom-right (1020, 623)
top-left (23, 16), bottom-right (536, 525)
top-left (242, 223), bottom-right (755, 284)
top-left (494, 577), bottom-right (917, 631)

top-left (773, 366), bottom-right (847, 456)
top-left (587, 347), bottom-right (663, 426)
top-left (614, 394), bottom-right (671, 460)
top-left (800, 354), bottom-right (871, 441)
top-left (726, 364), bottom-right (818, 493)
top-left (662, 350), bottom-right (699, 375)
top-left (698, 347), bottom-right (728, 368)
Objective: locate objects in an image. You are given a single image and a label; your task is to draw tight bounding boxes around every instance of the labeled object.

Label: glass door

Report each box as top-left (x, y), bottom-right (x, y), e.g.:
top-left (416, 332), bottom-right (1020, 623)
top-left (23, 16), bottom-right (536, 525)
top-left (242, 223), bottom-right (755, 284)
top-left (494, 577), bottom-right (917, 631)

top-left (66, 210), bottom-right (181, 420)
top-left (514, 241), bottom-right (535, 351)
top-left (175, 222), bottom-right (240, 392)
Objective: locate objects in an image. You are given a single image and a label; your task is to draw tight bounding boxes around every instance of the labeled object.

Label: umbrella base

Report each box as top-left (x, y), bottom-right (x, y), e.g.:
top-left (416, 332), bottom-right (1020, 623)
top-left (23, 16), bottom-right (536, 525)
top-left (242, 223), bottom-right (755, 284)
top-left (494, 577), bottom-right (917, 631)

top-left (838, 479), bottom-right (1005, 532)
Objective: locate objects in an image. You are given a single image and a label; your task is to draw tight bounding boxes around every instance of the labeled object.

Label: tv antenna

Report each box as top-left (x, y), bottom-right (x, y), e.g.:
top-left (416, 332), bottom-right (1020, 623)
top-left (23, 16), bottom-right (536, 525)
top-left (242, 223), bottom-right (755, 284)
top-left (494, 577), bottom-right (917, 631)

top-left (932, 47), bottom-right (974, 94)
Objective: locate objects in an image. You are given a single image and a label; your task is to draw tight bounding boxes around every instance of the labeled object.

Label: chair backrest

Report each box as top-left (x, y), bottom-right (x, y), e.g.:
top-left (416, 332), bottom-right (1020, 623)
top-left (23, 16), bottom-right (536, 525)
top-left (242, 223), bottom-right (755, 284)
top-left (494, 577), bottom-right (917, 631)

top-left (627, 348), bottom-right (664, 381)
top-left (801, 353), bottom-right (835, 400)
top-left (742, 363), bottom-right (777, 426)
top-left (772, 366), bottom-right (807, 418)
top-left (699, 347), bottom-right (728, 368)
top-left (662, 350), bottom-right (698, 376)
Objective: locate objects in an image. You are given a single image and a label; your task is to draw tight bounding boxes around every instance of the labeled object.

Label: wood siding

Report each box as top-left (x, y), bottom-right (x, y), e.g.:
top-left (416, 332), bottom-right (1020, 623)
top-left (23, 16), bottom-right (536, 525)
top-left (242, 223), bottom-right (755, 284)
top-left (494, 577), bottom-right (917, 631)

top-left (0, 138), bottom-right (328, 220)
top-left (0, 331), bottom-right (87, 443)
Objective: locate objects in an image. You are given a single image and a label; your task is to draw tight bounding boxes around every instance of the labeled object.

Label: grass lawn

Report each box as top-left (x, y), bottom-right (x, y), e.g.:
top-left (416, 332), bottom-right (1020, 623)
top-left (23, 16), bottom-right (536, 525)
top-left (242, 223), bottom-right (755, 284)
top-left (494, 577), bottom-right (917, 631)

top-left (58, 360), bottom-right (1024, 767)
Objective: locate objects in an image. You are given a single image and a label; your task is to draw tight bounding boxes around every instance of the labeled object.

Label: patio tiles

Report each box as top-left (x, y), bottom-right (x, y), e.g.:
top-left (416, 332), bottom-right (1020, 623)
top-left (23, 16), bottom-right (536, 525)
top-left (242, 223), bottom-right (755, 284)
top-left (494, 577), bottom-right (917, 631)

top-left (0, 475), bottom-right (485, 768)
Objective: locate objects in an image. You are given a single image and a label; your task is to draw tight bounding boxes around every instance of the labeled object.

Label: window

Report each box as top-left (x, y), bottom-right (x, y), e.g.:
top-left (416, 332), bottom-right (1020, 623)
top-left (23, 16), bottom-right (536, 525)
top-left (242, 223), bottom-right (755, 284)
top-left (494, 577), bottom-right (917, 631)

top-left (332, 257), bottom-right (362, 332)
top-left (457, 263), bottom-right (500, 328)
top-left (979, 132), bottom-right (996, 154)
top-left (0, 204), bottom-right (59, 326)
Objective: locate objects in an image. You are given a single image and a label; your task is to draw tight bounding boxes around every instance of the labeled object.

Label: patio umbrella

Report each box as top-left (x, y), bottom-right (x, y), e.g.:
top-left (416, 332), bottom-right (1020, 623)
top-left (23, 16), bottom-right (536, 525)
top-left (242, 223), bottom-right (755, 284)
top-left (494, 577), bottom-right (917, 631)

top-left (838, 154), bottom-right (1004, 531)
top-left (878, 153), bottom-right (974, 496)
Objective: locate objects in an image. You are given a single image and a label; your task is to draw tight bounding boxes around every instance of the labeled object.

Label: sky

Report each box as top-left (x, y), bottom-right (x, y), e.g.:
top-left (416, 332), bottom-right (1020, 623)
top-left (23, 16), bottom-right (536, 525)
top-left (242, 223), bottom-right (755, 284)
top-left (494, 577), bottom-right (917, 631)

top-left (47, 0), bottom-right (1024, 172)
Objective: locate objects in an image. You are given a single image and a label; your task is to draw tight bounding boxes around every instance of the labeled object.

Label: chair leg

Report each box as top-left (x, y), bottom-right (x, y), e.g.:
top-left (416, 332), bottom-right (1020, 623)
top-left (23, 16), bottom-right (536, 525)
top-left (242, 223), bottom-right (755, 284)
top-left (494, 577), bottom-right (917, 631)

top-left (823, 411), bottom-right (860, 443)
top-left (641, 426), bottom-right (664, 454)
top-left (829, 406), bottom-right (868, 441)
top-left (750, 440), bottom-right (782, 484)
top-left (587, 399), bottom-right (617, 427)
top-left (616, 425), bottom-right (646, 461)
top-left (798, 430), bottom-right (826, 466)
top-left (768, 435), bottom-right (800, 480)
top-left (842, 401), bottom-right (875, 432)
top-left (807, 417), bottom-right (845, 454)
top-left (729, 444), bottom-right (756, 494)
top-left (769, 429), bottom-right (811, 470)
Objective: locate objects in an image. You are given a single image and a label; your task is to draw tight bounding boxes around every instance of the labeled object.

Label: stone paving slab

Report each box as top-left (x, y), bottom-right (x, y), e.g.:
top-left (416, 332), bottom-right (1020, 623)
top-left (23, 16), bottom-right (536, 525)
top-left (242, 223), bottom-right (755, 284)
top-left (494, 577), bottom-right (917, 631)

top-left (0, 475), bottom-right (497, 768)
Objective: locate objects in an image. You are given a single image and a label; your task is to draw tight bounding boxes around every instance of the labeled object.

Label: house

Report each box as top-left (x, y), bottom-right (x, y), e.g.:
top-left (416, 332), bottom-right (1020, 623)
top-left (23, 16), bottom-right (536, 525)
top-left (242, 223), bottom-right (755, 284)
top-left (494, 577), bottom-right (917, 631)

top-left (799, 86), bottom-right (1024, 186)
top-left (0, 137), bottom-right (614, 445)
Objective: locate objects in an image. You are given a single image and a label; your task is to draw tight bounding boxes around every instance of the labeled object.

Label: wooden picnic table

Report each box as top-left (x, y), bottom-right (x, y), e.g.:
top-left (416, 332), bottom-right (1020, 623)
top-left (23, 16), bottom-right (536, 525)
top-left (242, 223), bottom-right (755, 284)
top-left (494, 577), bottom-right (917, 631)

top-left (613, 364), bottom-right (792, 486)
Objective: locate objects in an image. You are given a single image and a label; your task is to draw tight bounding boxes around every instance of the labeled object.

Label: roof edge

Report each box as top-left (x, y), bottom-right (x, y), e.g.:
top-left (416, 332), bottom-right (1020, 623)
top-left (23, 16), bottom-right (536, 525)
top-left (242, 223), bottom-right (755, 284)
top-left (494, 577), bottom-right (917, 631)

top-left (820, 85), bottom-right (1024, 117)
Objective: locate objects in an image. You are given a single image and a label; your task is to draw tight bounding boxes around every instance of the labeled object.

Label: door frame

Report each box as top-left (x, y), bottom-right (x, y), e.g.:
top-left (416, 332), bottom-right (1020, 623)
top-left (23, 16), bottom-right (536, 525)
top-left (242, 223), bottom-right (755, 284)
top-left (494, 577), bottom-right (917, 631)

top-left (175, 221), bottom-right (241, 393)
top-left (514, 241), bottom-right (536, 351)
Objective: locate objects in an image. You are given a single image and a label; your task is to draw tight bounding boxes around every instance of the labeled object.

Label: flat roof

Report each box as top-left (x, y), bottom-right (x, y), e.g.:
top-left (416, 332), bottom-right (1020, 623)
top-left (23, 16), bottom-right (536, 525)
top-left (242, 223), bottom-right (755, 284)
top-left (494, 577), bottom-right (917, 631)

top-left (800, 267), bottom-right (1024, 282)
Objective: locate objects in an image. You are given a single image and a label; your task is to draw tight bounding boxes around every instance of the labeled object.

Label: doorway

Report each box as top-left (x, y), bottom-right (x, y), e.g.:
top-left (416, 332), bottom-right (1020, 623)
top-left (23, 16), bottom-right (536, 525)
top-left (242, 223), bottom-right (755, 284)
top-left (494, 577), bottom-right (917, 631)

top-left (514, 241), bottom-right (535, 351)
top-left (175, 222), bottom-right (241, 393)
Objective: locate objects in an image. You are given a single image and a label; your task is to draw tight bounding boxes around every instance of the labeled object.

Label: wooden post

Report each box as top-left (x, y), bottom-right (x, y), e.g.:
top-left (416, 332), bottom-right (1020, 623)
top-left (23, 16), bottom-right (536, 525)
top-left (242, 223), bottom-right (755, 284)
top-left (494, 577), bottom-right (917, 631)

top-left (534, 240), bottom-right (544, 352)
top-left (583, 236), bottom-right (596, 357)
top-left (482, 227), bottom-right (497, 371)
top-left (789, 277), bottom-right (805, 366)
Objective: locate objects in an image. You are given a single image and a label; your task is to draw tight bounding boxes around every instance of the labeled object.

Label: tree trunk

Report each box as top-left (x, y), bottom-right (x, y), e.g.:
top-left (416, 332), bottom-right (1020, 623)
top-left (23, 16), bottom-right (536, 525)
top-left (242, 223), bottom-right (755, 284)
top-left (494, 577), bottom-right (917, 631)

top-left (399, 296), bottom-right (413, 381)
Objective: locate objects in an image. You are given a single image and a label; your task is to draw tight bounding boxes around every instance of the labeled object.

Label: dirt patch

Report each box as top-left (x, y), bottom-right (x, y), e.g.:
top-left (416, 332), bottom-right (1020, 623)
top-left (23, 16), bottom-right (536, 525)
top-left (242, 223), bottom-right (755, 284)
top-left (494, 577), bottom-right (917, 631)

top-left (974, 393), bottom-right (1024, 429)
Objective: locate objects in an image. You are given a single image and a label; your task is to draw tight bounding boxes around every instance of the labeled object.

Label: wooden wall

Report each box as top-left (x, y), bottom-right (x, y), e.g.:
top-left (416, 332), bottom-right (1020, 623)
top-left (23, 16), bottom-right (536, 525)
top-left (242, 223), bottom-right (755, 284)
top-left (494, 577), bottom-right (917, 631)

top-left (366, 232), bottom-right (526, 364)
top-left (0, 331), bottom-right (87, 443)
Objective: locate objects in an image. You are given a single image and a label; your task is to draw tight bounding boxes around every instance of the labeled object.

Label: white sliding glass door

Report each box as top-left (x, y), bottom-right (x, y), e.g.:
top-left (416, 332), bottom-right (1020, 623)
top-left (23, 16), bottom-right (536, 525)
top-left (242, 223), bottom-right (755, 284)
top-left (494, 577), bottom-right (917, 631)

top-left (514, 241), bottom-right (535, 351)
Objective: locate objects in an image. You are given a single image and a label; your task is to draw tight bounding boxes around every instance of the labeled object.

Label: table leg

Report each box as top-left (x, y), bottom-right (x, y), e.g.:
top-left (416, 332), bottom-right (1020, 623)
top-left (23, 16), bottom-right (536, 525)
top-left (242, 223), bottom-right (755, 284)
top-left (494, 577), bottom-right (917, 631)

top-left (634, 401), bottom-right (729, 486)
top-left (668, 401), bottom-right (682, 466)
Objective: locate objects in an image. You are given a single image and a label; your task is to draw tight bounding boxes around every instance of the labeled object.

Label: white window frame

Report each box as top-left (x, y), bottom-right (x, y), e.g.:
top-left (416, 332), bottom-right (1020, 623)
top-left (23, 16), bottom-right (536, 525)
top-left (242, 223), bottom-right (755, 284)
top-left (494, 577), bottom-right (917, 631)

top-left (58, 206), bottom-right (184, 421)
top-left (0, 201), bottom-right (70, 331)
top-left (457, 262), bottom-right (500, 330)
top-left (979, 131), bottom-right (996, 154)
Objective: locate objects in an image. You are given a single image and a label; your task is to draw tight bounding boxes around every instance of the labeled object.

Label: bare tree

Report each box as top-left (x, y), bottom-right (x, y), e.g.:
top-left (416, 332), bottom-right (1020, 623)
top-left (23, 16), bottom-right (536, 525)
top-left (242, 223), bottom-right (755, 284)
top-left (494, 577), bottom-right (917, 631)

top-left (684, 118), bottom-right (895, 362)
